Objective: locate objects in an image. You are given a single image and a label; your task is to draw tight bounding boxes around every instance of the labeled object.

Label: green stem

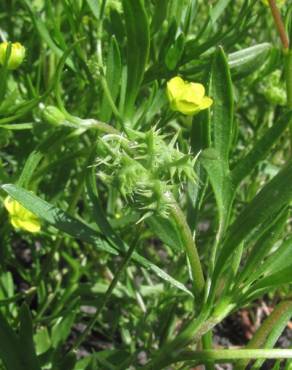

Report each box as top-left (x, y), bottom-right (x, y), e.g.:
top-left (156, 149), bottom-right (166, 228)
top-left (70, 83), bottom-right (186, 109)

top-left (71, 226), bottom-right (141, 351)
top-left (168, 349), bottom-right (292, 366)
top-left (166, 192), bottom-right (205, 298)
top-left (286, 49), bottom-right (292, 109)
top-left (201, 331), bottom-right (214, 370)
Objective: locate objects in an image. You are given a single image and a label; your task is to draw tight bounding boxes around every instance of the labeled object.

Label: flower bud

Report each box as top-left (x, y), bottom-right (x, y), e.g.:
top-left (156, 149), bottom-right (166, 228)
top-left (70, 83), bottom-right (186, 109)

top-left (0, 42), bottom-right (26, 70)
top-left (166, 76), bottom-right (213, 116)
top-left (42, 105), bottom-right (67, 126)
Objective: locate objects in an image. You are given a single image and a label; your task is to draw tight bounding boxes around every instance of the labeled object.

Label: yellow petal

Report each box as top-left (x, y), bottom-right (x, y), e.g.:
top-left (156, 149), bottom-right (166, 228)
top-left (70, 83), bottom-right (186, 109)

top-left (166, 76), bottom-right (185, 102)
top-left (182, 83), bottom-right (205, 104)
top-left (11, 216), bottom-right (41, 233)
top-left (4, 197), bottom-right (41, 233)
top-left (166, 76), bottom-right (212, 116)
top-left (199, 97), bottom-right (213, 110)
top-left (4, 197), bottom-right (15, 214)
top-left (174, 100), bottom-right (201, 116)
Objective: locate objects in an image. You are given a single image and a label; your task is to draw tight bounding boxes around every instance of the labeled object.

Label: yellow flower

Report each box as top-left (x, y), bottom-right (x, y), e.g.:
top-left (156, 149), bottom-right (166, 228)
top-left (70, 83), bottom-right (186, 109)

top-left (0, 42), bottom-right (26, 70)
top-left (166, 76), bottom-right (213, 116)
top-left (261, 0), bottom-right (286, 6)
top-left (4, 197), bottom-right (41, 233)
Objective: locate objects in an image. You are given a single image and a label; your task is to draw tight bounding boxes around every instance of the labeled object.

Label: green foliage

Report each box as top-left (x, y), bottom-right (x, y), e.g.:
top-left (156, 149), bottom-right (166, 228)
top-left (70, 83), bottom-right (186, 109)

top-left (0, 0), bottom-right (291, 369)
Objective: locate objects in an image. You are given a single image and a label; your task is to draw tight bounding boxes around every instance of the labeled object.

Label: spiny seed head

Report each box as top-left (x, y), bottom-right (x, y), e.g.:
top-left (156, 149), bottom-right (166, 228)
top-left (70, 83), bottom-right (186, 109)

top-left (95, 128), bottom-right (197, 219)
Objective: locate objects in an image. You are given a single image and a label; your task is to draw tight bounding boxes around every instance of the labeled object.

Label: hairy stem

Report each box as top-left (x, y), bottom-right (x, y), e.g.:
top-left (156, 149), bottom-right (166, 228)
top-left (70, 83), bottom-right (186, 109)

top-left (166, 192), bottom-right (205, 298)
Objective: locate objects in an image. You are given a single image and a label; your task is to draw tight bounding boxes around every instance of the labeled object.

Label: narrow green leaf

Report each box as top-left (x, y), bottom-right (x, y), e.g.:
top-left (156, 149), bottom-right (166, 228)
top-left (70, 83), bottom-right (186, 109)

top-left (100, 36), bottom-right (122, 121)
top-left (209, 0), bottom-right (232, 26)
top-left (18, 304), bottom-right (41, 370)
top-left (51, 313), bottom-right (76, 348)
top-left (17, 151), bottom-right (44, 188)
top-left (257, 237), bottom-right (292, 278)
top-left (191, 109), bottom-right (211, 154)
top-left (164, 33), bottom-right (185, 71)
top-left (284, 359), bottom-right (292, 370)
top-left (1, 184), bottom-right (117, 255)
top-left (183, 0), bottom-right (198, 35)
top-left (17, 130), bottom-right (70, 188)
top-left (0, 313), bottom-right (23, 370)
top-left (34, 327), bottom-right (51, 355)
top-left (22, 0), bottom-right (75, 70)
top-left (213, 160), bottom-right (292, 289)
top-left (86, 0), bottom-right (100, 20)
top-left (146, 215), bottom-right (184, 252)
top-left (251, 265), bottom-right (292, 291)
top-left (151, 0), bottom-right (168, 34)
top-left (232, 111), bottom-right (292, 186)
top-left (122, 0), bottom-right (150, 119)
top-left (201, 148), bottom-right (234, 235)
top-left (211, 47), bottom-right (234, 162)
top-left (238, 208), bottom-right (288, 284)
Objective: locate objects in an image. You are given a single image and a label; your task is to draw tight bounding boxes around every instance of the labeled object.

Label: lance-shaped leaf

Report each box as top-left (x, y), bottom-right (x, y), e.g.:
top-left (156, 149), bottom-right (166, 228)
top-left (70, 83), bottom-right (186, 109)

top-left (122, 0), bottom-right (150, 120)
top-left (210, 47), bottom-right (234, 162)
top-left (18, 304), bottom-right (41, 370)
top-left (100, 36), bottom-right (121, 121)
top-left (201, 148), bottom-right (234, 236)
